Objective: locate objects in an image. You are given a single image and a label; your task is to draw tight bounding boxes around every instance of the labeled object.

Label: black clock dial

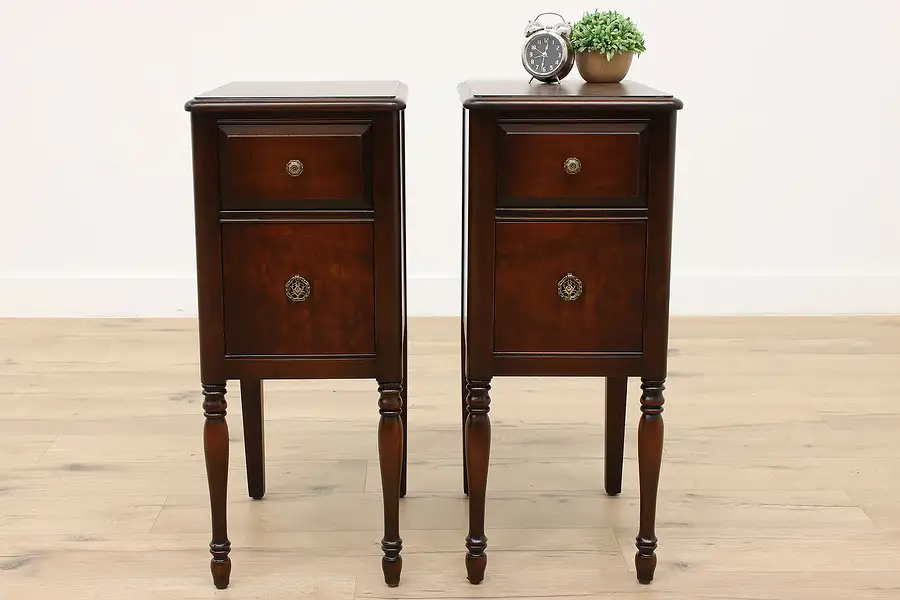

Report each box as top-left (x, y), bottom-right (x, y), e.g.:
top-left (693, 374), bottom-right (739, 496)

top-left (525, 32), bottom-right (564, 76)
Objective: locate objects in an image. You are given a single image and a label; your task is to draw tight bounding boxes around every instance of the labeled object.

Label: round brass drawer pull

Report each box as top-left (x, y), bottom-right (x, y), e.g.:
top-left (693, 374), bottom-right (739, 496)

top-left (285, 275), bottom-right (311, 302)
top-left (558, 272), bottom-right (583, 301)
top-left (564, 157), bottom-right (582, 175)
top-left (286, 159), bottom-right (304, 177)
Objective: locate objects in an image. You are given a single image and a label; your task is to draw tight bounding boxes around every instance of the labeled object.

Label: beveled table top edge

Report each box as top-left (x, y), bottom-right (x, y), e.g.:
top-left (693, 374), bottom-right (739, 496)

top-left (185, 81), bottom-right (408, 112)
top-left (458, 79), bottom-right (683, 110)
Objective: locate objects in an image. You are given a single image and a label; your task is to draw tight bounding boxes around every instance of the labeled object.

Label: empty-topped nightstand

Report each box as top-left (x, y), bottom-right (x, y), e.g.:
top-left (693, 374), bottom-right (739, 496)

top-left (185, 81), bottom-right (408, 589)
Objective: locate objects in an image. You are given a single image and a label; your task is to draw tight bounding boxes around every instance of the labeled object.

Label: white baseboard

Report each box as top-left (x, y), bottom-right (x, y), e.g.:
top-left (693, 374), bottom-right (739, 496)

top-left (0, 275), bottom-right (898, 317)
top-left (0, 277), bottom-right (200, 318)
top-left (670, 274), bottom-right (900, 316)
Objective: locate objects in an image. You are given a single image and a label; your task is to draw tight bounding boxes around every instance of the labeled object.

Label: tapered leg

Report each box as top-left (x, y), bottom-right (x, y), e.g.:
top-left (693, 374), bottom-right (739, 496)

top-left (635, 378), bottom-right (665, 584)
top-left (464, 378), bottom-right (491, 584)
top-left (461, 320), bottom-right (469, 496)
top-left (240, 379), bottom-right (265, 500)
top-left (605, 377), bottom-right (628, 496)
top-left (378, 382), bottom-right (404, 587)
top-left (202, 383), bottom-right (231, 589)
top-left (400, 332), bottom-right (408, 498)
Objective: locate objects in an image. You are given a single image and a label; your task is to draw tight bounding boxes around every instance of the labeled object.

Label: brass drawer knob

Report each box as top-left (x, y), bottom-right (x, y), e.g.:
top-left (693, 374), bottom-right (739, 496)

top-left (564, 157), bottom-right (582, 175)
top-left (286, 159), bottom-right (304, 177)
top-left (558, 272), bottom-right (583, 301)
top-left (285, 275), bottom-right (311, 302)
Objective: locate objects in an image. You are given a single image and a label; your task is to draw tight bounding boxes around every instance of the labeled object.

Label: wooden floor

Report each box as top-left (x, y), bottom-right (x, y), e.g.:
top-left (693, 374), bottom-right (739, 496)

top-left (2, 316), bottom-right (900, 599)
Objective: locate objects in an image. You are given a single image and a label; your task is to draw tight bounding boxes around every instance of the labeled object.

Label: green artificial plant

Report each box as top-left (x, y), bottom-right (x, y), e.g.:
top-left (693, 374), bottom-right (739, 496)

top-left (570, 10), bottom-right (646, 61)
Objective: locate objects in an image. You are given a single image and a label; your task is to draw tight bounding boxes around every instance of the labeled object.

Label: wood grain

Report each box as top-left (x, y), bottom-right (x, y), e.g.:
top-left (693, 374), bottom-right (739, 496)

top-left (493, 220), bottom-right (647, 353)
top-left (218, 123), bottom-right (370, 210)
top-left (499, 121), bottom-right (647, 205)
top-left (221, 222), bottom-right (375, 356)
top-left (1, 316), bottom-right (900, 599)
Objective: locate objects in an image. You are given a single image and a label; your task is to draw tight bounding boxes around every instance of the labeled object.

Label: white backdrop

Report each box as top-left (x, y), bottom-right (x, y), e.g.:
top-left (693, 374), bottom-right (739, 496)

top-left (1, 0), bottom-right (898, 317)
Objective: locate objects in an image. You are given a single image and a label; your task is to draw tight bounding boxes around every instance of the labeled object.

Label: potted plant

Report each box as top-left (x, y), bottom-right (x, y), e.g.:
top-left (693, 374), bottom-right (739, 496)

top-left (571, 9), bottom-right (646, 83)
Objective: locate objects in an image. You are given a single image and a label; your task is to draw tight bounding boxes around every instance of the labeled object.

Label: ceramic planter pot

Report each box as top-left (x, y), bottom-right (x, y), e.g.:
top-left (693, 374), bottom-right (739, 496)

top-left (575, 50), bottom-right (634, 83)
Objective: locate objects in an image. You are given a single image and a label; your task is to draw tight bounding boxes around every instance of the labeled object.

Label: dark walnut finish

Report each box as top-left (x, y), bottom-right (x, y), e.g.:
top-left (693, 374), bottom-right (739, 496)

top-left (221, 222), bottom-right (376, 356)
top-left (186, 81), bottom-right (408, 589)
top-left (218, 123), bottom-right (372, 210)
top-left (458, 79), bottom-right (682, 585)
top-left (499, 122), bottom-right (648, 206)
top-left (494, 221), bottom-right (647, 353)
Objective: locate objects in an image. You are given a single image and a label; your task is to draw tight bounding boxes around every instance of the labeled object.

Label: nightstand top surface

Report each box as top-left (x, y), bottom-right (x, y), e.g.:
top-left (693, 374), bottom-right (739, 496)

top-left (458, 79), bottom-right (681, 110)
top-left (186, 81), bottom-right (407, 112)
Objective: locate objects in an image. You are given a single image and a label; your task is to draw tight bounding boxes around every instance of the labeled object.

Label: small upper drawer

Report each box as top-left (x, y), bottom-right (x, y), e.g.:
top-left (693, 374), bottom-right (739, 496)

top-left (498, 121), bottom-right (648, 207)
top-left (218, 123), bottom-right (371, 210)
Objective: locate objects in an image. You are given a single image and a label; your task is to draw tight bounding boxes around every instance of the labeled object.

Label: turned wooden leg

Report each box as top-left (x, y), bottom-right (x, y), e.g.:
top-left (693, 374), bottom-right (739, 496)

top-left (378, 382), bottom-right (404, 587)
top-left (464, 379), bottom-right (491, 584)
top-left (240, 379), bottom-right (265, 500)
top-left (203, 383), bottom-right (231, 589)
top-left (635, 378), bottom-right (665, 584)
top-left (461, 324), bottom-right (469, 496)
top-left (400, 332), bottom-right (408, 499)
top-left (605, 377), bottom-right (628, 496)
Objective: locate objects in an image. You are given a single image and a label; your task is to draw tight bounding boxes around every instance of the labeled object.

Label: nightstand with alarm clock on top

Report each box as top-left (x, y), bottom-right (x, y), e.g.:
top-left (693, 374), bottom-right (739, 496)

top-left (458, 10), bottom-right (683, 587)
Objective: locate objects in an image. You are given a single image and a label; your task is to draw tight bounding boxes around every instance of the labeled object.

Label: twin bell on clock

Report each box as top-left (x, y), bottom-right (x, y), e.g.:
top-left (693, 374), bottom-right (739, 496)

top-left (521, 12), bottom-right (575, 84)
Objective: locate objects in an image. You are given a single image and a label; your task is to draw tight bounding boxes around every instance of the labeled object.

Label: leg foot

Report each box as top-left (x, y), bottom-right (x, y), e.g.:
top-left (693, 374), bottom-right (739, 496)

top-left (464, 379), bottom-right (491, 584)
top-left (382, 540), bottom-right (403, 587)
top-left (635, 537), bottom-right (658, 584)
top-left (210, 547), bottom-right (232, 589)
top-left (605, 377), bottom-right (627, 496)
top-left (378, 382), bottom-right (404, 586)
top-left (465, 536), bottom-right (487, 584)
top-left (634, 377), bottom-right (665, 585)
top-left (240, 379), bottom-right (265, 500)
top-left (203, 383), bottom-right (231, 589)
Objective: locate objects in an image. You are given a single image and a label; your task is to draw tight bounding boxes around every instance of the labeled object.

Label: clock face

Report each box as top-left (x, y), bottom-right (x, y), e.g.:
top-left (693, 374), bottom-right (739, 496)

top-left (524, 32), bottom-right (565, 76)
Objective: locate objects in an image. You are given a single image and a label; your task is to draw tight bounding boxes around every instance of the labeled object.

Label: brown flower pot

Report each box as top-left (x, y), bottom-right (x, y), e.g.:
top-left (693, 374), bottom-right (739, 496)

top-left (575, 50), bottom-right (634, 83)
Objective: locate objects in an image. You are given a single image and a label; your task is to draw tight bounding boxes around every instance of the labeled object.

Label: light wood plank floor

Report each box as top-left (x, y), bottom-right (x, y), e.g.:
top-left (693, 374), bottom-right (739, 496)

top-left (2, 316), bottom-right (900, 599)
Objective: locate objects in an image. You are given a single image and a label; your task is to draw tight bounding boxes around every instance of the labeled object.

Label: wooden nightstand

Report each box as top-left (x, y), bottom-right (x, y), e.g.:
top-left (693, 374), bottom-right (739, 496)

top-left (457, 79), bottom-right (682, 585)
top-left (185, 81), bottom-right (408, 589)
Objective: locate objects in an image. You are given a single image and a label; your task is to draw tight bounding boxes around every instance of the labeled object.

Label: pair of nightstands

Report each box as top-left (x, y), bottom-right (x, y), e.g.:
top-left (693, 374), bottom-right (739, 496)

top-left (185, 79), bottom-right (682, 589)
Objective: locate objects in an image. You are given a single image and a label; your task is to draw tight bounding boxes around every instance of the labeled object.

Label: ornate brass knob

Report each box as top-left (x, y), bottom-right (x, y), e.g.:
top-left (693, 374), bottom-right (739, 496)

top-left (285, 275), bottom-right (311, 302)
top-left (558, 272), bottom-right (583, 301)
top-left (286, 159), bottom-right (304, 177)
top-left (564, 157), bottom-right (582, 175)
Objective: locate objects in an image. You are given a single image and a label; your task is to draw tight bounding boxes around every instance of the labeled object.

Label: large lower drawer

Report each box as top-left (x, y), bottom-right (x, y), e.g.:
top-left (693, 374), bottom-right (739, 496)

top-left (493, 220), bottom-right (647, 353)
top-left (221, 222), bottom-right (375, 356)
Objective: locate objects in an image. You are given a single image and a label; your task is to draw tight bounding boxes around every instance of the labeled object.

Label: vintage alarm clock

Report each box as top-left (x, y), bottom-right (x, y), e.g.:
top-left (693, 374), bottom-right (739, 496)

top-left (521, 12), bottom-right (575, 83)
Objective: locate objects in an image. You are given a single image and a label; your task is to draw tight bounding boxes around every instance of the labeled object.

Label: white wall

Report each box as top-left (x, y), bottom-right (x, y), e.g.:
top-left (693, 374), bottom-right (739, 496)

top-left (1, 0), bottom-right (898, 317)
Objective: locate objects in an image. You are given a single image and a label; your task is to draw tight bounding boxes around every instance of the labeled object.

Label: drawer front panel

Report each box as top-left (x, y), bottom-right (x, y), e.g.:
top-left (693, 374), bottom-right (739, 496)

top-left (222, 222), bottom-right (375, 356)
top-left (494, 221), bottom-right (646, 353)
top-left (218, 123), bottom-right (371, 210)
top-left (499, 122), bottom-right (647, 207)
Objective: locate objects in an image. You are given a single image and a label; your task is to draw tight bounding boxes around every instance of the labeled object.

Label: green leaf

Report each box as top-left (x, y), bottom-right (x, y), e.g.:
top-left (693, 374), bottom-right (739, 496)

top-left (569, 9), bottom-right (646, 57)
